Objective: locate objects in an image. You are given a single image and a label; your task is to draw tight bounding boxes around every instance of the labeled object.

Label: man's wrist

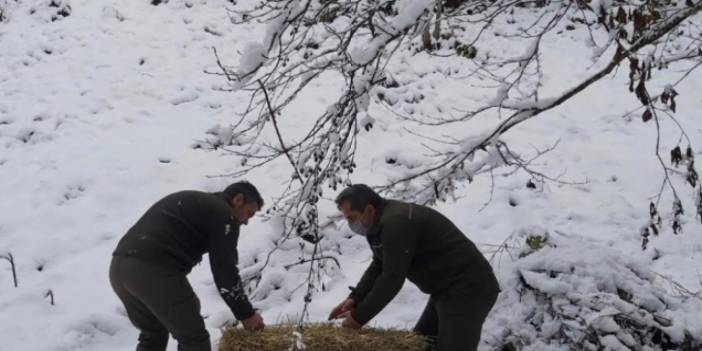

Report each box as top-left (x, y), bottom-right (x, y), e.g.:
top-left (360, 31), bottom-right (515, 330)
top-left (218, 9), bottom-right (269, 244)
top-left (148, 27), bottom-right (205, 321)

top-left (349, 309), bottom-right (368, 326)
top-left (234, 306), bottom-right (256, 321)
top-left (348, 286), bottom-right (362, 302)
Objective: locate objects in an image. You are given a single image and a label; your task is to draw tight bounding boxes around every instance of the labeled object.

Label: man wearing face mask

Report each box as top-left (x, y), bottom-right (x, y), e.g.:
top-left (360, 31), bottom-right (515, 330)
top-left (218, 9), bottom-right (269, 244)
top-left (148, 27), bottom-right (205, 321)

top-left (328, 184), bottom-right (500, 351)
top-left (110, 181), bottom-right (265, 351)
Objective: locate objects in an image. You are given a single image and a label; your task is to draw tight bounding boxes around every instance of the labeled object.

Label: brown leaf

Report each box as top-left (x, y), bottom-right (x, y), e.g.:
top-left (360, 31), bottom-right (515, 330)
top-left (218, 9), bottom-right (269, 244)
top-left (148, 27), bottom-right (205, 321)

top-left (651, 10), bottom-right (661, 21)
top-left (642, 109), bottom-right (653, 122)
top-left (629, 57), bottom-right (639, 77)
top-left (633, 10), bottom-right (646, 35)
top-left (688, 167), bottom-right (698, 187)
top-left (616, 7), bottom-right (627, 24)
top-left (635, 79), bottom-right (649, 105)
top-left (671, 146), bottom-right (683, 167)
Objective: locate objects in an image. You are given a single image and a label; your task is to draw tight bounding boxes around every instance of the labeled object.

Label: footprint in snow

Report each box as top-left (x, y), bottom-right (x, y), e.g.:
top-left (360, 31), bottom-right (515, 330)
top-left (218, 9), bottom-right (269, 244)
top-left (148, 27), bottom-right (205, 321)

top-left (59, 315), bottom-right (121, 351)
top-left (170, 91), bottom-right (199, 105)
top-left (59, 184), bottom-right (86, 204)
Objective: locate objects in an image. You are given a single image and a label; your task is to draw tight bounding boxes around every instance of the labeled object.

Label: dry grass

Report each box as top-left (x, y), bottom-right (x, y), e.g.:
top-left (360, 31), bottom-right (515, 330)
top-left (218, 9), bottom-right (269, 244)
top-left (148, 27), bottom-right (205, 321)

top-left (218, 323), bottom-right (425, 351)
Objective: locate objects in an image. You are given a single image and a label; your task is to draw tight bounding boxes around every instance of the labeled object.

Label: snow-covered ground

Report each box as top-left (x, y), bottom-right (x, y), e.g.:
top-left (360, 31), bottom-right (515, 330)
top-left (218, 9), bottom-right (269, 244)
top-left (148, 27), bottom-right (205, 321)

top-left (1, 1), bottom-right (701, 350)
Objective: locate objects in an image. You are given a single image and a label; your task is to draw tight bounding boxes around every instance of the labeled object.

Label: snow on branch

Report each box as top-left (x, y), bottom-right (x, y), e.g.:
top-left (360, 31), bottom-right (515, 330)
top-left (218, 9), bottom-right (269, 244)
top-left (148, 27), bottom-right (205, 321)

top-left (205, 0), bottom-right (702, 333)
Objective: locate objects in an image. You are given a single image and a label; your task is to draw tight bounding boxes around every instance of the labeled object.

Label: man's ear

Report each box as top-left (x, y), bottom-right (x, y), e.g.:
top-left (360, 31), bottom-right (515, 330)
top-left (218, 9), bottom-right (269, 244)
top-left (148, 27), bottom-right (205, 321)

top-left (232, 193), bottom-right (245, 207)
top-left (365, 204), bottom-right (375, 221)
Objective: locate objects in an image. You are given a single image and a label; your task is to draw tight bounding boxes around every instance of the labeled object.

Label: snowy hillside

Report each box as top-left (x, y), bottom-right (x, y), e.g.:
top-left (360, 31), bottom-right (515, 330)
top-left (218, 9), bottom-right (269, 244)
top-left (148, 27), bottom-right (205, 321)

top-left (1, 1), bottom-right (701, 350)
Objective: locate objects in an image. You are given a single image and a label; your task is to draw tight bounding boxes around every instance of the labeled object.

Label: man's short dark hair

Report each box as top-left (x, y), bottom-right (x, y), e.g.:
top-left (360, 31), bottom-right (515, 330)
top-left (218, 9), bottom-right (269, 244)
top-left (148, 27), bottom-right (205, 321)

top-left (334, 184), bottom-right (382, 212)
top-left (224, 181), bottom-right (264, 208)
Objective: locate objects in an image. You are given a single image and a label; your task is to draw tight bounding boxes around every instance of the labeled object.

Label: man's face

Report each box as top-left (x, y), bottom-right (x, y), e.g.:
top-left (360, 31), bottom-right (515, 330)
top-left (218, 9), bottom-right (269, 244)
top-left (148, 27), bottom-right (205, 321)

top-left (339, 201), bottom-right (374, 228)
top-left (231, 194), bottom-right (260, 225)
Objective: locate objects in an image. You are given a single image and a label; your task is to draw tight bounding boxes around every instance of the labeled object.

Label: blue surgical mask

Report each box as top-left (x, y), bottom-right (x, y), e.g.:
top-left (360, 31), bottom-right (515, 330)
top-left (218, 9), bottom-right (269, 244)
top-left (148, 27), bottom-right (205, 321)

top-left (349, 221), bottom-right (370, 236)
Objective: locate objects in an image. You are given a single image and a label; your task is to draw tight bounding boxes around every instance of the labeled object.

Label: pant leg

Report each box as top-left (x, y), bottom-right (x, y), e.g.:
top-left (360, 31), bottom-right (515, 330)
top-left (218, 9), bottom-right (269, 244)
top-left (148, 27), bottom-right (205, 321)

top-left (413, 297), bottom-right (439, 351)
top-left (110, 256), bottom-right (169, 351)
top-left (112, 256), bottom-right (211, 351)
top-left (434, 289), bottom-right (498, 351)
top-left (156, 290), bottom-right (210, 351)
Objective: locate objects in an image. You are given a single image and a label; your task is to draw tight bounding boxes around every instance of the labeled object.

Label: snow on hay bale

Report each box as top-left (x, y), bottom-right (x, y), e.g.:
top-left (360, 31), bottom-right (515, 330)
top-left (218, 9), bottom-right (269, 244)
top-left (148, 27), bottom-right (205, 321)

top-left (218, 323), bottom-right (424, 351)
top-left (482, 229), bottom-right (702, 351)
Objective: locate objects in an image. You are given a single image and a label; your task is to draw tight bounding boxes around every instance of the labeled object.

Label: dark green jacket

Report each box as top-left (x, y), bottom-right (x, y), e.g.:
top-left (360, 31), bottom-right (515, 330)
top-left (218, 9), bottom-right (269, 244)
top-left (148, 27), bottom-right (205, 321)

top-left (350, 200), bottom-right (499, 325)
top-left (113, 190), bottom-right (254, 320)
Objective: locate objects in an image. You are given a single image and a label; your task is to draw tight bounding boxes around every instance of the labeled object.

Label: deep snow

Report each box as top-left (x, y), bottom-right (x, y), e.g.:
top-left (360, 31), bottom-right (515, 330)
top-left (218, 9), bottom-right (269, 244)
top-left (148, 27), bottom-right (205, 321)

top-left (1, 1), bottom-right (701, 350)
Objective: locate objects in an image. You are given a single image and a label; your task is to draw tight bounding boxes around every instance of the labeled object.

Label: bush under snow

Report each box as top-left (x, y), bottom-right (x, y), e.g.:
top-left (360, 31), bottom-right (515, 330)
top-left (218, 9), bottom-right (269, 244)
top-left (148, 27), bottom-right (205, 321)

top-left (482, 230), bottom-right (702, 351)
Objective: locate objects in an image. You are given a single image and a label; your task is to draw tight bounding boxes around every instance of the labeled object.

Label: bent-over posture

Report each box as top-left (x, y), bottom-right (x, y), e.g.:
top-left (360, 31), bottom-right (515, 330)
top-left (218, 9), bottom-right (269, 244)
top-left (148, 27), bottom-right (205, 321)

top-left (329, 184), bottom-right (500, 351)
top-left (110, 182), bottom-right (265, 351)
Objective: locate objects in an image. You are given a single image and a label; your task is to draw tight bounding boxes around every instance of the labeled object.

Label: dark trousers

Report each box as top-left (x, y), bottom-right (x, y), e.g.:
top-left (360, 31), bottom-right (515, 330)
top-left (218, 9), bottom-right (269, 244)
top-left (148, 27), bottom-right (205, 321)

top-left (413, 283), bottom-right (498, 351)
top-left (109, 255), bottom-right (211, 351)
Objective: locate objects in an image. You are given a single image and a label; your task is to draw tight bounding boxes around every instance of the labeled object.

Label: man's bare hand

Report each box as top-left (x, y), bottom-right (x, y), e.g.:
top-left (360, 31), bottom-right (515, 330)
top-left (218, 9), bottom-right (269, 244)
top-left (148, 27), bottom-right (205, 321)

top-left (242, 312), bottom-right (265, 331)
top-left (328, 298), bottom-right (356, 320)
top-left (340, 311), bottom-right (363, 330)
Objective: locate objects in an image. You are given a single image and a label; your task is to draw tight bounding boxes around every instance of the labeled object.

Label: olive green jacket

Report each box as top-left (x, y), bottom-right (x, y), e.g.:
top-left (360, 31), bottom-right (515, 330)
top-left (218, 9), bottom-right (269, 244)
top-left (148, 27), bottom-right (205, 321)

top-left (350, 200), bottom-right (499, 325)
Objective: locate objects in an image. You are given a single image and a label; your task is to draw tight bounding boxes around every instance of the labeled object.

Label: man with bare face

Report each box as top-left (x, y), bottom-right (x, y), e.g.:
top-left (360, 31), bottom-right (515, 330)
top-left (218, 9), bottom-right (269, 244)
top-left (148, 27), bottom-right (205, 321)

top-left (110, 181), bottom-right (265, 351)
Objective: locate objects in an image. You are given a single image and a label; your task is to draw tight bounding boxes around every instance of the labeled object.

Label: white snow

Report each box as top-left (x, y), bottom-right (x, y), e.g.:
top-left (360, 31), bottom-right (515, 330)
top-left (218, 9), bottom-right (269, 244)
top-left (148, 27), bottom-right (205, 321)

top-left (348, 0), bottom-right (433, 66)
top-left (1, 1), bottom-right (702, 351)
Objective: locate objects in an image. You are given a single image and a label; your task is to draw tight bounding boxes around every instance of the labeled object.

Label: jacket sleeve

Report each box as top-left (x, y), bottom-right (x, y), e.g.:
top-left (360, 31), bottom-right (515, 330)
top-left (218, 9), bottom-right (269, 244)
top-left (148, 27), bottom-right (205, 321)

top-left (349, 255), bottom-right (382, 302)
top-left (208, 217), bottom-right (255, 321)
top-left (351, 218), bottom-right (419, 325)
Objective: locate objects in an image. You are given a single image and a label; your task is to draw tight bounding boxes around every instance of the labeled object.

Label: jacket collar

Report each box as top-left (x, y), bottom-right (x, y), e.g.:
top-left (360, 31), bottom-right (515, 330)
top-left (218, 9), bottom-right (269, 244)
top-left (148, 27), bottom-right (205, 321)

top-left (216, 191), bottom-right (234, 207)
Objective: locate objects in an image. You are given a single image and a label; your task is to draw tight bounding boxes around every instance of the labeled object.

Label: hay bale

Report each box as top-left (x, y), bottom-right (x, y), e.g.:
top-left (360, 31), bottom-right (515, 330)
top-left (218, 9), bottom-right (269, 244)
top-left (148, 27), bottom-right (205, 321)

top-left (219, 323), bottom-right (425, 351)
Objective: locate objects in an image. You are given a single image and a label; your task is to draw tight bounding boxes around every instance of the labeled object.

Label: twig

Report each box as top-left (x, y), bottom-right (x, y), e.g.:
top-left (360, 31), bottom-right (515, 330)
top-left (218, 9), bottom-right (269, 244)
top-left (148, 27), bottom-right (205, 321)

top-left (1, 252), bottom-right (17, 288)
top-left (284, 255), bottom-right (340, 270)
top-left (257, 79), bottom-right (304, 183)
top-left (45, 290), bottom-right (55, 305)
top-left (654, 272), bottom-right (702, 301)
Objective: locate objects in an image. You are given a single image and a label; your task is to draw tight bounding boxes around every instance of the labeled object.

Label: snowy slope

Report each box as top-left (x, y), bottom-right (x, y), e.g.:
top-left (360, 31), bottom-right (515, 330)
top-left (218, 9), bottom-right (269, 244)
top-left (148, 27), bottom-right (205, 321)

top-left (1, 1), bottom-right (701, 351)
